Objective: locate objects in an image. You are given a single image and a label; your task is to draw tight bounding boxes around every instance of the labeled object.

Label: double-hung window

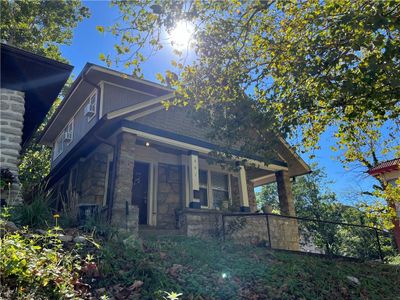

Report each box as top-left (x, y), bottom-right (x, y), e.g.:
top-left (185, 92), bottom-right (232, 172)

top-left (54, 135), bottom-right (64, 159)
top-left (84, 90), bottom-right (97, 122)
top-left (197, 169), bottom-right (230, 209)
top-left (64, 119), bottom-right (74, 145)
top-left (211, 172), bottom-right (229, 209)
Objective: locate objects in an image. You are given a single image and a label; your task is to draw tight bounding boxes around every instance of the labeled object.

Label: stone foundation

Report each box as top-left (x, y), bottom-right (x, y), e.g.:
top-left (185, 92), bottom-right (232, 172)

top-left (0, 88), bottom-right (25, 204)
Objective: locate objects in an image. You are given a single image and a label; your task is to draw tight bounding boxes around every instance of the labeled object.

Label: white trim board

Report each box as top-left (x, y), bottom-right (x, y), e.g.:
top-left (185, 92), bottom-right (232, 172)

top-left (106, 93), bottom-right (174, 120)
top-left (120, 127), bottom-right (287, 172)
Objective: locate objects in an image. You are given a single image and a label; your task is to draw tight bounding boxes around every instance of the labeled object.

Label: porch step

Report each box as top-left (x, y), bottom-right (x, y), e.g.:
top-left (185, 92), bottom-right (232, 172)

top-left (139, 225), bottom-right (185, 238)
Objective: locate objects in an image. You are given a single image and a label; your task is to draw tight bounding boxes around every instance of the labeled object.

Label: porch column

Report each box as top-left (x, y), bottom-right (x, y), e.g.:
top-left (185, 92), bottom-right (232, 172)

top-left (238, 165), bottom-right (250, 212)
top-left (111, 132), bottom-right (139, 233)
top-left (188, 151), bottom-right (201, 208)
top-left (275, 170), bottom-right (296, 216)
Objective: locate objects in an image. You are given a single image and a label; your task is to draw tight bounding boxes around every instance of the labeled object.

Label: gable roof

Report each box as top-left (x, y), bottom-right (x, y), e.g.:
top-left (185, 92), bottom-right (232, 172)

top-left (39, 63), bottom-right (173, 144)
top-left (1, 43), bottom-right (73, 147)
top-left (368, 158), bottom-right (400, 176)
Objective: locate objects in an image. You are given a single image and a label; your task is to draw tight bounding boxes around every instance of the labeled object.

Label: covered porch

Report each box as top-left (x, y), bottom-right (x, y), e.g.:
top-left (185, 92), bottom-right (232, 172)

top-left (108, 128), bottom-right (299, 236)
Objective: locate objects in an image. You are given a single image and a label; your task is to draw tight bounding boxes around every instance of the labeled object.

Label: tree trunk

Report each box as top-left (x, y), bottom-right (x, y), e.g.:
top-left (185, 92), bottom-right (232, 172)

top-left (388, 201), bottom-right (400, 253)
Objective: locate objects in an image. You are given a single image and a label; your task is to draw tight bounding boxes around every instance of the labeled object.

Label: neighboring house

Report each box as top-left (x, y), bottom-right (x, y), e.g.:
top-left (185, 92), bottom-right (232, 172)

top-left (368, 158), bottom-right (400, 252)
top-left (0, 43), bottom-right (72, 204)
top-left (39, 63), bottom-right (310, 242)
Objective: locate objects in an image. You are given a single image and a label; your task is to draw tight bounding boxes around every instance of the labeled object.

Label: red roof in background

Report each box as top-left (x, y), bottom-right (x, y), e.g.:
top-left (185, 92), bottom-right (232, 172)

top-left (368, 158), bottom-right (400, 176)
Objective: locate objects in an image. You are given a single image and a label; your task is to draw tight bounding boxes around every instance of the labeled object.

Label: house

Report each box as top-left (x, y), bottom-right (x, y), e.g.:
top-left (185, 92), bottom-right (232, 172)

top-left (0, 43), bottom-right (72, 204)
top-left (367, 158), bottom-right (400, 252)
top-left (39, 63), bottom-right (310, 245)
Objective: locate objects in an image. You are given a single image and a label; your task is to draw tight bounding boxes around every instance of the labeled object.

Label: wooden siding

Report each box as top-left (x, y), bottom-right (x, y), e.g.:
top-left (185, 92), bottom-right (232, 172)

top-left (101, 82), bottom-right (155, 117)
top-left (135, 107), bottom-right (215, 144)
top-left (51, 89), bottom-right (99, 168)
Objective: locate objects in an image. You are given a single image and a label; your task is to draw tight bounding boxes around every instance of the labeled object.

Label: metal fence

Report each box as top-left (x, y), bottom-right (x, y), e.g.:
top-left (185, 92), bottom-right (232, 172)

top-left (221, 213), bottom-right (396, 261)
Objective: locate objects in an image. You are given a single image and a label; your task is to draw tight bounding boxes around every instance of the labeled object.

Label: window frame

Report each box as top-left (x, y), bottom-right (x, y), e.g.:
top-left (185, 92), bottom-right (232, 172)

top-left (64, 118), bottom-right (74, 145)
top-left (86, 90), bottom-right (97, 122)
top-left (198, 169), bottom-right (232, 209)
top-left (53, 133), bottom-right (64, 160)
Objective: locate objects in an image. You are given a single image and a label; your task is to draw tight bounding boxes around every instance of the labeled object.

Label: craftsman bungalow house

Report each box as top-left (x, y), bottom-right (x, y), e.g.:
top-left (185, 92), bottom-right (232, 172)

top-left (39, 63), bottom-right (310, 237)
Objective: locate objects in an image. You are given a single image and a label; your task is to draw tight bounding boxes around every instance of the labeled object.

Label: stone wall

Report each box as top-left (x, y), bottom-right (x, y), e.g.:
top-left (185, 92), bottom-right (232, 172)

top-left (0, 88), bottom-right (25, 204)
top-left (224, 214), bottom-right (300, 250)
top-left (230, 175), bottom-right (241, 211)
top-left (178, 209), bottom-right (223, 238)
top-left (78, 151), bottom-right (108, 206)
top-left (157, 163), bottom-right (183, 229)
top-left (247, 179), bottom-right (257, 212)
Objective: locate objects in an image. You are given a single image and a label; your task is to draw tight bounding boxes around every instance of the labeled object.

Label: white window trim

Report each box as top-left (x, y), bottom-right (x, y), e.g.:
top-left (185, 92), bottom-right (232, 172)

top-left (65, 118), bottom-right (74, 146)
top-left (199, 169), bottom-right (232, 210)
top-left (52, 118), bottom-right (74, 161)
top-left (86, 90), bottom-right (98, 122)
top-left (53, 133), bottom-right (64, 160)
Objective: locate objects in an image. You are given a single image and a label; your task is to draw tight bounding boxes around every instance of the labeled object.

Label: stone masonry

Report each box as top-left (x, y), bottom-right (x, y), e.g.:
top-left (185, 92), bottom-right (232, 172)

top-left (157, 163), bottom-right (182, 229)
top-left (111, 132), bottom-right (139, 235)
top-left (223, 214), bottom-right (300, 251)
top-left (0, 89), bottom-right (25, 204)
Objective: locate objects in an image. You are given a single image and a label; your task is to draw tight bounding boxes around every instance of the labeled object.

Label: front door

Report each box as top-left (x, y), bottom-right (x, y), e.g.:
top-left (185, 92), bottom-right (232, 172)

top-left (132, 162), bottom-right (149, 225)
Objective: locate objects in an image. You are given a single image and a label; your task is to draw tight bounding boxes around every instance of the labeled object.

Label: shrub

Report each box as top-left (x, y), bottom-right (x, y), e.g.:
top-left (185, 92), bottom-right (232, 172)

top-left (0, 228), bottom-right (89, 299)
top-left (10, 194), bottom-right (53, 228)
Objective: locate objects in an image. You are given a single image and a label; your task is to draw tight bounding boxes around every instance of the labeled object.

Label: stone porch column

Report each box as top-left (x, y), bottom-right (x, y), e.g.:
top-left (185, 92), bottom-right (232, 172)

top-left (0, 88), bottom-right (25, 205)
top-left (188, 151), bottom-right (200, 208)
top-left (275, 170), bottom-right (296, 216)
top-left (111, 132), bottom-right (139, 233)
top-left (238, 165), bottom-right (250, 212)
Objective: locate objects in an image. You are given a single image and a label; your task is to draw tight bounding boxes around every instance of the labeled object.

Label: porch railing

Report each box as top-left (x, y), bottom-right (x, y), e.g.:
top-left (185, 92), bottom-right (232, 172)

top-left (221, 213), bottom-right (396, 261)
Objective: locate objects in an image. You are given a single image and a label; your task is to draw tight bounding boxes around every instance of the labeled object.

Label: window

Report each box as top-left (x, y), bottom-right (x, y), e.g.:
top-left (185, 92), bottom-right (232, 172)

top-left (84, 91), bottom-right (97, 121)
top-left (64, 119), bottom-right (74, 145)
top-left (196, 169), bottom-right (230, 209)
top-left (211, 172), bottom-right (229, 209)
top-left (199, 169), bottom-right (208, 207)
top-left (54, 134), bottom-right (64, 159)
top-left (53, 119), bottom-right (74, 160)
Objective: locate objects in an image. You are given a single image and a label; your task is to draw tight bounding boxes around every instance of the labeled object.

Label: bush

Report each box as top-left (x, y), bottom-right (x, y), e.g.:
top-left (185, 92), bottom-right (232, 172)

top-left (0, 228), bottom-right (89, 299)
top-left (10, 192), bottom-right (53, 228)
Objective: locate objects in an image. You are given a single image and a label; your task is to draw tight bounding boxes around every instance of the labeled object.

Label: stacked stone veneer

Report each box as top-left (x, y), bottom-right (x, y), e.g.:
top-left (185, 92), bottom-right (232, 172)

top-left (224, 214), bottom-right (300, 251)
top-left (157, 163), bottom-right (183, 229)
top-left (111, 132), bottom-right (139, 235)
top-left (178, 209), bottom-right (223, 238)
top-left (0, 89), bottom-right (25, 204)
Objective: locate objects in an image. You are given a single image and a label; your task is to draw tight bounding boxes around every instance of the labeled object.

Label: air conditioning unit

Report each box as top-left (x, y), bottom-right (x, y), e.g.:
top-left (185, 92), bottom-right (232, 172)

top-left (64, 131), bottom-right (73, 143)
top-left (84, 103), bottom-right (95, 117)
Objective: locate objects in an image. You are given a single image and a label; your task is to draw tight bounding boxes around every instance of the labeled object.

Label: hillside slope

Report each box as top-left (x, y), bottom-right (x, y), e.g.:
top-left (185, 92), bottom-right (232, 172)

top-left (94, 236), bottom-right (400, 300)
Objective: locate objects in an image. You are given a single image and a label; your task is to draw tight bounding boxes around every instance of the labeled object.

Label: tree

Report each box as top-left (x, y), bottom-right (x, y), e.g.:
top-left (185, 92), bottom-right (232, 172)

top-left (101, 0), bottom-right (400, 250)
top-left (1, 0), bottom-right (90, 195)
top-left (257, 167), bottom-right (392, 258)
top-left (1, 0), bottom-right (90, 60)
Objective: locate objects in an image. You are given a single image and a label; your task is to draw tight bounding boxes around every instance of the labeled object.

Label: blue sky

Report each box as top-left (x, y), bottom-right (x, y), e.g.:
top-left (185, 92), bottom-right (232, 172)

top-left (60, 1), bottom-right (377, 203)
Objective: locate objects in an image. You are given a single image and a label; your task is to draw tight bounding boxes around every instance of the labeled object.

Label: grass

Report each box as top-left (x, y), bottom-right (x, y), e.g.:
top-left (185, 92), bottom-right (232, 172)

top-left (94, 235), bottom-right (400, 300)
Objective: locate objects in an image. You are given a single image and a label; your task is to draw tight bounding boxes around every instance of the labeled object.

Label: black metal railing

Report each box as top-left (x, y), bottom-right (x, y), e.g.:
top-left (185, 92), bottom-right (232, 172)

top-left (222, 213), bottom-right (396, 261)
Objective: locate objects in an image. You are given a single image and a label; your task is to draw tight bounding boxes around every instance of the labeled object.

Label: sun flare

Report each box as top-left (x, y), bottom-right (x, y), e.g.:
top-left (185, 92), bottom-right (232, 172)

top-left (169, 21), bottom-right (194, 50)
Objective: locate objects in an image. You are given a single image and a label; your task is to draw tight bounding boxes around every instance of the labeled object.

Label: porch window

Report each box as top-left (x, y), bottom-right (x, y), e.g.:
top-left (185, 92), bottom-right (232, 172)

top-left (199, 169), bottom-right (208, 207)
top-left (211, 172), bottom-right (229, 209)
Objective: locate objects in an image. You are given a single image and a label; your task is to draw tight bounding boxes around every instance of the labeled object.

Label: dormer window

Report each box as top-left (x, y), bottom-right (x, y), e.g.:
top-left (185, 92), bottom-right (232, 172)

top-left (84, 90), bottom-right (97, 121)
